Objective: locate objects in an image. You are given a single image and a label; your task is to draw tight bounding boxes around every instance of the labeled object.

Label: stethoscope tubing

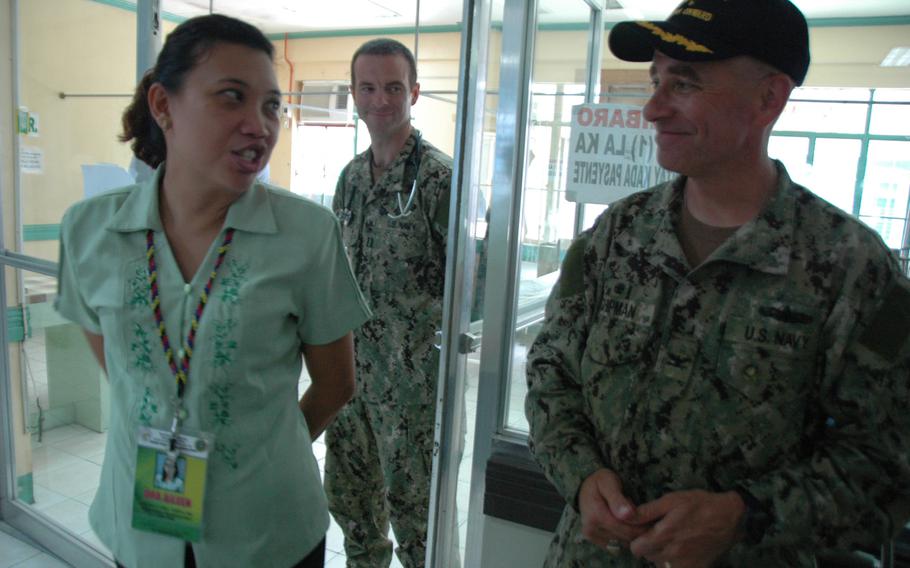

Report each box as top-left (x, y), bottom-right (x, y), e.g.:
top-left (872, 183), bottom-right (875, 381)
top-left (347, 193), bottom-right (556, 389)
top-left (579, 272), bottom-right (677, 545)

top-left (338, 133), bottom-right (423, 224)
top-left (388, 180), bottom-right (418, 219)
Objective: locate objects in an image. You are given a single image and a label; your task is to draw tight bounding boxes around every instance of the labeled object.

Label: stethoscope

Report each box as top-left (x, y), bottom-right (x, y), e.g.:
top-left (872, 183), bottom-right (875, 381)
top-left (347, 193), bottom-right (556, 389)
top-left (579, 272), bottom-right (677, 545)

top-left (389, 178), bottom-right (418, 219)
top-left (338, 133), bottom-right (423, 225)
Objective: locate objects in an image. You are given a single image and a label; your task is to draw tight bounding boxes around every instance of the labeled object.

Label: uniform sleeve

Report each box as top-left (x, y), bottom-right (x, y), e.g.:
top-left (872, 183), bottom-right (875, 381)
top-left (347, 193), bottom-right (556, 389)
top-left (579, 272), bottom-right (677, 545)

top-left (739, 261), bottom-right (910, 550)
top-left (331, 163), bottom-right (350, 215)
top-left (525, 229), bottom-right (607, 509)
top-left (423, 155), bottom-right (452, 253)
top-left (54, 209), bottom-right (101, 334)
top-left (296, 214), bottom-right (371, 346)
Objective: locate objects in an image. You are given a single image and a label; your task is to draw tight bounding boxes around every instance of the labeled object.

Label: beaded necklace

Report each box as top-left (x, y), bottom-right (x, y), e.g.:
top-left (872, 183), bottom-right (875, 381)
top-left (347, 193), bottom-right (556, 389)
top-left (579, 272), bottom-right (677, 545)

top-left (145, 228), bottom-right (235, 402)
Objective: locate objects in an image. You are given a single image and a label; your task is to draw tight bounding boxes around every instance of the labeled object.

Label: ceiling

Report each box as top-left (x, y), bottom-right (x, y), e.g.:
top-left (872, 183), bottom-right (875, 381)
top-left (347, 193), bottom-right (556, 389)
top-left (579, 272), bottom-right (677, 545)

top-left (160, 0), bottom-right (910, 34)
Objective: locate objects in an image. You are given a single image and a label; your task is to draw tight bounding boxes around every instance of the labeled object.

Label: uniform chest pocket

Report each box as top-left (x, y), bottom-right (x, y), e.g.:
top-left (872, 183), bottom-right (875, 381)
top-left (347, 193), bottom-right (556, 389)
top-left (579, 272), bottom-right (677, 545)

top-left (366, 209), bottom-right (430, 263)
top-left (716, 315), bottom-right (818, 403)
top-left (586, 296), bottom-right (656, 366)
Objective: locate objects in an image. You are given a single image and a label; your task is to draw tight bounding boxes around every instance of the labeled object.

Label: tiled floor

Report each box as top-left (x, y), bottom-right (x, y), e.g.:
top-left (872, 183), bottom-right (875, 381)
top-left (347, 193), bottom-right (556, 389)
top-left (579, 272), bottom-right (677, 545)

top-left (0, 523), bottom-right (68, 568)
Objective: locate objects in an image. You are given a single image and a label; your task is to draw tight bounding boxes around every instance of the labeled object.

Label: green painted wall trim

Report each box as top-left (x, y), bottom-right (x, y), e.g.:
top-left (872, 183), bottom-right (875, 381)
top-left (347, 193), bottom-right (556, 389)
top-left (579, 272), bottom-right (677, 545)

top-left (23, 224), bottom-right (61, 242)
top-left (87, 0), bottom-right (186, 24)
top-left (539, 22), bottom-right (591, 31)
top-left (17, 472), bottom-right (35, 505)
top-left (8, 306), bottom-right (27, 343)
top-left (774, 132), bottom-right (910, 142)
top-left (807, 16), bottom-right (910, 27)
top-left (266, 24), bottom-right (463, 40)
top-left (85, 2), bottom-right (910, 39)
top-left (605, 15), bottom-right (910, 30)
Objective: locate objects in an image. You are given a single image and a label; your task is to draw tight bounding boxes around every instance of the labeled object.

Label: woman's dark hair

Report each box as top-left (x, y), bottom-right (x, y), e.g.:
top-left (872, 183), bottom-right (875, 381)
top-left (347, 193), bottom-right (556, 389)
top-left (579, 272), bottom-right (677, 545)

top-left (120, 14), bottom-right (274, 168)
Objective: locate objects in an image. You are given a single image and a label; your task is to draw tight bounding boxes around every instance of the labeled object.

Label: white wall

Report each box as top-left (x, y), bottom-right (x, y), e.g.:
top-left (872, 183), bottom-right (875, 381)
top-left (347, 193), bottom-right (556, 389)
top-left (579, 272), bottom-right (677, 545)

top-left (480, 515), bottom-right (553, 568)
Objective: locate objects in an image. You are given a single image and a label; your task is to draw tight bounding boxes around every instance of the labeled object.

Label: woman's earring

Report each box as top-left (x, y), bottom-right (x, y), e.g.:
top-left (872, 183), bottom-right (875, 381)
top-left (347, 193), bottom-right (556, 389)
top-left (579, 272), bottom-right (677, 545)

top-left (158, 116), bottom-right (171, 131)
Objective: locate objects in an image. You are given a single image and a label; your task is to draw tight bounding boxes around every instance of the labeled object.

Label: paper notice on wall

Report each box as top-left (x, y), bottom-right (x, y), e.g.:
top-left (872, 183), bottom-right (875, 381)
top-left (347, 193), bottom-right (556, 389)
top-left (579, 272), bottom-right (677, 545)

top-left (20, 146), bottom-right (44, 174)
top-left (565, 103), bottom-right (674, 205)
top-left (82, 163), bottom-right (135, 198)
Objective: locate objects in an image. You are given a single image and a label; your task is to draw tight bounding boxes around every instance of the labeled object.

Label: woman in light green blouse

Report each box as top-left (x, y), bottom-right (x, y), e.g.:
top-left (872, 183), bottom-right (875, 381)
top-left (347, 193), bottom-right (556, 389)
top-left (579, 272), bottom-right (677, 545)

top-left (56, 14), bottom-right (370, 568)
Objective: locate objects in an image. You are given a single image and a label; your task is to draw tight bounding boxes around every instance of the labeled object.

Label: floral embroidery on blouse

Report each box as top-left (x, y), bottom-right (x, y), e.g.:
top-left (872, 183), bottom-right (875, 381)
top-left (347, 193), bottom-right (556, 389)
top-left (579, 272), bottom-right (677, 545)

top-left (219, 259), bottom-right (248, 305)
top-left (215, 441), bottom-right (239, 470)
top-left (138, 386), bottom-right (159, 426)
top-left (128, 264), bottom-right (150, 308)
top-left (130, 321), bottom-right (153, 373)
top-left (210, 255), bottom-right (245, 468)
top-left (208, 382), bottom-right (234, 426)
top-left (212, 318), bottom-right (238, 369)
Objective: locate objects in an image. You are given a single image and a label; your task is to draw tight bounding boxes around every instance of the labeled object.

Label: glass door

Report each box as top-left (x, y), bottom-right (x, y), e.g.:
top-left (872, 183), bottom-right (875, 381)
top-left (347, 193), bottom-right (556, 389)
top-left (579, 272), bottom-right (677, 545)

top-left (1, 0), bottom-right (141, 565)
top-left (425, 0), bottom-right (500, 564)
top-left (426, 1), bottom-right (604, 566)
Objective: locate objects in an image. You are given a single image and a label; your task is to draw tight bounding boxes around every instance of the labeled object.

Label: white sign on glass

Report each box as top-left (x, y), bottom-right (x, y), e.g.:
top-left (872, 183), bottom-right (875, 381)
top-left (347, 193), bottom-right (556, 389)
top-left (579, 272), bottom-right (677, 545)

top-left (565, 103), bottom-right (673, 205)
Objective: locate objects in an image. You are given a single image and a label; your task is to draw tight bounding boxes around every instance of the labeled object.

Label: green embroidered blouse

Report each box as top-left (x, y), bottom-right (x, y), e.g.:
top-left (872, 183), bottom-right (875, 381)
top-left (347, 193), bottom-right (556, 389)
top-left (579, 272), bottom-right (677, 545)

top-left (56, 167), bottom-right (371, 567)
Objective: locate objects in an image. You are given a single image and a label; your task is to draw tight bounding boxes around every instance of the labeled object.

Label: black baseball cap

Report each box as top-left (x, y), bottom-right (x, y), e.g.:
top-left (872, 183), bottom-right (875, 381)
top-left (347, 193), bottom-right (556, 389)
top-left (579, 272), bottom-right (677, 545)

top-left (608, 0), bottom-right (810, 85)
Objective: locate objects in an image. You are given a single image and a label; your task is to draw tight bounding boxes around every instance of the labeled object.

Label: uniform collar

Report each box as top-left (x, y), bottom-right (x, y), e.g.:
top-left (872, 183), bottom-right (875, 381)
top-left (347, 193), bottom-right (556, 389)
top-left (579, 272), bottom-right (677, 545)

top-left (633, 160), bottom-right (797, 278)
top-left (703, 161), bottom-right (797, 276)
top-left (106, 163), bottom-right (278, 235)
top-left (361, 129), bottom-right (422, 195)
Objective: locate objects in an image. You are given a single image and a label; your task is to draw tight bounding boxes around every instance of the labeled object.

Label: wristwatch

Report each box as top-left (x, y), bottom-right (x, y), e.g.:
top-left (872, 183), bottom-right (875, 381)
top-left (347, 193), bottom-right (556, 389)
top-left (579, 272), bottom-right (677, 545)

top-left (735, 489), bottom-right (773, 545)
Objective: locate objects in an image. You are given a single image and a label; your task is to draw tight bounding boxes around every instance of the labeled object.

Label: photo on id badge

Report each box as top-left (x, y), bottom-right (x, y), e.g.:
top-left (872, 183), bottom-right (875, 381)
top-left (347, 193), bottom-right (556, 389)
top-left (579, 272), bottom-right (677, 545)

top-left (154, 453), bottom-right (186, 493)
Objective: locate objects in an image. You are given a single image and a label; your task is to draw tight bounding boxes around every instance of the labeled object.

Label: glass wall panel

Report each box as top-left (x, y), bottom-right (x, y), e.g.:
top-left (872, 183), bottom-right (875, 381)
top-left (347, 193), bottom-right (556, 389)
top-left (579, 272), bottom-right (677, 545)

top-left (869, 104), bottom-right (910, 137)
top-left (769, 135), bottom-right (812, 188)
top-left (870, 89), bottom-right (910, 136)
top-left (859, 141), bottom-right (910, 249)
top-left (449, 21), bottom-right (503, 568)
top-left (505, 6), bottom-right (594, 434)
top-left (770, 136), bottom-right (862, 215)
top-left (5, 265), bottom-right (110, 557)
top-left (810, 138), bottom-right (862, 214)
top-left (17, 0), bottom-right (138, 263)
top-left (776, 87), bottom-right (869, 134)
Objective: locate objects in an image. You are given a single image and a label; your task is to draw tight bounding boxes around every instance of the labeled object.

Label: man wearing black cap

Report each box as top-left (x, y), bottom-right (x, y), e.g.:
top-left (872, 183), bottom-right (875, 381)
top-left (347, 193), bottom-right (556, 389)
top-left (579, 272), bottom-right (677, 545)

top-left (525, 1), bottom-right (910, 567)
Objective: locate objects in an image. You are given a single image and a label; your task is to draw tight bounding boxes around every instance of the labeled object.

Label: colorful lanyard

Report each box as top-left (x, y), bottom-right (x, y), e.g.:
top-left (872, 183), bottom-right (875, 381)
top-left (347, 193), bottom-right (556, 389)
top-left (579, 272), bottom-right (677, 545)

top-left (145, 228), bottom-right (235, 404)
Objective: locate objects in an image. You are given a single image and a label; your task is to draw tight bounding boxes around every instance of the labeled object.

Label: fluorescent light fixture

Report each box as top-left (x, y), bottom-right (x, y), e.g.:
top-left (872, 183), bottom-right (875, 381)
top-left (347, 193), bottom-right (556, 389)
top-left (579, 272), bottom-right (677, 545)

top-left (881, 47), bottom-right (910, 67)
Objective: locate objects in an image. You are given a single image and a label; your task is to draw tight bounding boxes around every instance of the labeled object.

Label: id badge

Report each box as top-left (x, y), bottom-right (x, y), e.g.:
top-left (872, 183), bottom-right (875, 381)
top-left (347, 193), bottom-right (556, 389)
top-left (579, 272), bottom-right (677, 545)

top-left (132, 426), bottom-right (213, 541)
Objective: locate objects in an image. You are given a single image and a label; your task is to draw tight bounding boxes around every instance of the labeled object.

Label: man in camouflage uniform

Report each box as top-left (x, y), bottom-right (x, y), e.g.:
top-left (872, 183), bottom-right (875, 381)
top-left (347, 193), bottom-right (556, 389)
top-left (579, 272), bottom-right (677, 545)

top-left (325, 38), bottom-right (452, 568)
top-left (526, 1), bottom-right (910, 567)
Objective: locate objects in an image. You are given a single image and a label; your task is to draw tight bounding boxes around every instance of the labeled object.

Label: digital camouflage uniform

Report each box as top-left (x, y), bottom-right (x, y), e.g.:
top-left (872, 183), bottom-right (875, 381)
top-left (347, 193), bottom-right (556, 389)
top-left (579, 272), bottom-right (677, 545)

top-left (326, 130), bottom-right (452, 568)
top-left (526, 162), bottom-right (910, 567)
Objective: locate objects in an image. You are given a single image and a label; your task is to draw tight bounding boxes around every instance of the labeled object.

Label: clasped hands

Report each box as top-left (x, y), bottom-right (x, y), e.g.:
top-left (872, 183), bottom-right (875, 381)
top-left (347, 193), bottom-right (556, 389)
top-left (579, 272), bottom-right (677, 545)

top-left (578, 469), bottom-right (746, 568)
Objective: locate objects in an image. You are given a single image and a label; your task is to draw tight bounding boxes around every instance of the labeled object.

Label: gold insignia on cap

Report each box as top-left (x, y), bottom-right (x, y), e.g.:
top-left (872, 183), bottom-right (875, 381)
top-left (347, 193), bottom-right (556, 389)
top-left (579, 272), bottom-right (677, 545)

top-left (636, 21), bottom-right (714, 54)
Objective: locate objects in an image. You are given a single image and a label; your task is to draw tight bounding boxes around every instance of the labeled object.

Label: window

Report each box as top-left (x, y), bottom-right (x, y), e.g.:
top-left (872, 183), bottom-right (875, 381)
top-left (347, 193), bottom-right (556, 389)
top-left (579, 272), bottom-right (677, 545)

top-left (770, 88), bottom-right (910, 250)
